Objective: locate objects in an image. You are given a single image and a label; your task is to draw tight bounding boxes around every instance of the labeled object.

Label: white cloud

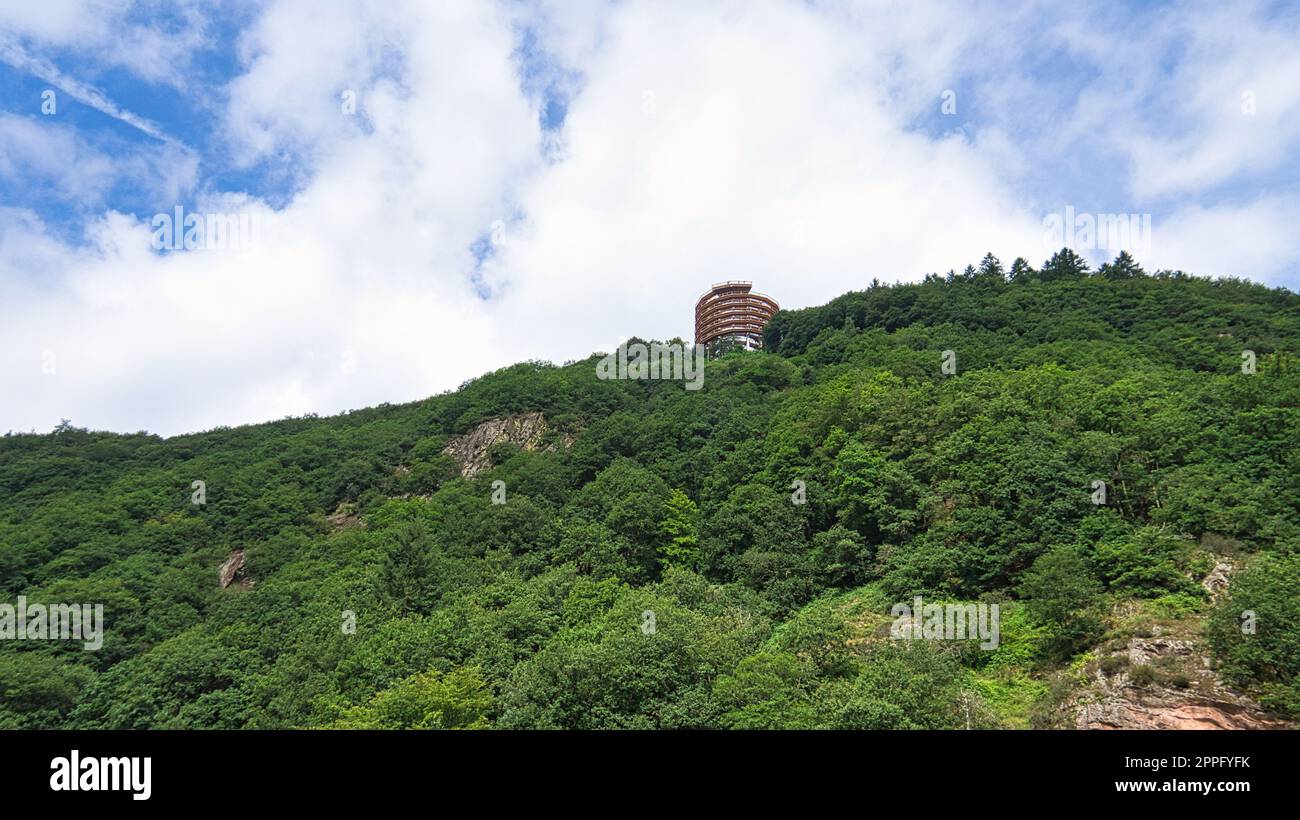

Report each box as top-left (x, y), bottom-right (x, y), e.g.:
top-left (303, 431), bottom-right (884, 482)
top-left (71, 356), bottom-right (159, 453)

top-left (0, 113), bottom-right (197, 209)
top-left (1, 0), bottom-right (1298, 436)
top-left (1120, 4), bottom-right (1300, 200)
top-left (485, 1), bottom-right (1044, 361)
top-left (0, 1), bottom-right (211, 89)
top-left (0, 1), bottom-right (124, 44)
top-left (1147, 198), bottom-right (1300, 286)
top-left (0, 39), bottom-right (177, 141)
top-left (1, 0), bottom-right (536, 435)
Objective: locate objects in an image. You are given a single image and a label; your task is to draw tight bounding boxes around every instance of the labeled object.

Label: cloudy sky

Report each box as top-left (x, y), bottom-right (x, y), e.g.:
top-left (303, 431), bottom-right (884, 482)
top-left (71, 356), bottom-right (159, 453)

top-left (1, 0), bottom-right (1297, 436)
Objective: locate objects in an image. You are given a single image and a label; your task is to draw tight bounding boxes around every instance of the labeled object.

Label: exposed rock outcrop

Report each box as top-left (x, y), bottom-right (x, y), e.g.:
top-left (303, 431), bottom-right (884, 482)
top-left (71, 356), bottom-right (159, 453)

top-left (1201, 559), bottom-right (1234, 600)
top-left (1076, 694), bottom-right (1287, 730)
top-left (1071, 632), bottom-right (1289, 730)
top-left (326, 501), bottom-right (363, 531)
top-left (1126, 636), bottom-right (1196, 666)
top-left (442, 411), bottom-right (571, 478)
top-left (218, 549), bottom-right (249, 589)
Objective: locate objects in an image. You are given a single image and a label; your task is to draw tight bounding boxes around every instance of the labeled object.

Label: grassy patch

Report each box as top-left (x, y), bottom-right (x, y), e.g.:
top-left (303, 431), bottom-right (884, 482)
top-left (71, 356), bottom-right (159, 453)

top-left (968, 668), bottom-right (1050, 729)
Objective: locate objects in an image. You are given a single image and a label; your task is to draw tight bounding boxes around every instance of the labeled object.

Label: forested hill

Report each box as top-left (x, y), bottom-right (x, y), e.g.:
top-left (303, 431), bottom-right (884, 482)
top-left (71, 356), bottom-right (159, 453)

top-left (2, 250), bottom-right (1298, 730)
top-left (765, 252), bottom-right (1298, 367)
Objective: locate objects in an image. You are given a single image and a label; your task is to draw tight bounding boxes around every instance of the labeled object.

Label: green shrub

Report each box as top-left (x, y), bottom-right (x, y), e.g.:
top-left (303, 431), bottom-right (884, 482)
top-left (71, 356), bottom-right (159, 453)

top-left (1207, 554), bottom-right (1300, 716)
top-left (1128, 664), bottom-right (1157, 686)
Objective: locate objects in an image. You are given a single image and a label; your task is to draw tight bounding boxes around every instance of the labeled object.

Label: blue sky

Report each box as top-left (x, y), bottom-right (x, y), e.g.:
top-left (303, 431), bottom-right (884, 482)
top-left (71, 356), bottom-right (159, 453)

top-left (2, 0), bottom-right (1298, 435)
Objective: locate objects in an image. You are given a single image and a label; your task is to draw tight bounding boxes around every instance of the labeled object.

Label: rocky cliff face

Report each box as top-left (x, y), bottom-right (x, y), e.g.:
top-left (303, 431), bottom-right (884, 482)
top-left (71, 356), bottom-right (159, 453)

top-left (1053, 556), bottom-right (1293, 730)
top-left (1071, 632), bottom-right (1290, 730)
top-left (1201, 559), bottom-right (1234, 600)
top-left (1076, 692), bottom-right (1287, 730)
top-left (218, 549), bottom-right (249, 589)
top-left (441, 411), bottom-right (569, 478)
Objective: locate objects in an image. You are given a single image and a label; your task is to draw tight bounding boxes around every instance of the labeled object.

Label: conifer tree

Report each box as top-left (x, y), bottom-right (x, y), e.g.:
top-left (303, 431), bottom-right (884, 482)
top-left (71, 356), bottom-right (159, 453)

top-left (1039, 247), bottom-right (1090, 280)
top-left (1098, 250), bottom-right (1146, 280)
top-left (1008, 256), bottom-right (1035, 282)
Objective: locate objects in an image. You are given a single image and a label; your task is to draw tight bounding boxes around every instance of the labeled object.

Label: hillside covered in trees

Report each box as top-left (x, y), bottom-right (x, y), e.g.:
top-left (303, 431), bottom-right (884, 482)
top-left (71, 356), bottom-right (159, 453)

top-left (2, 249), bottom-right (1297, 730)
